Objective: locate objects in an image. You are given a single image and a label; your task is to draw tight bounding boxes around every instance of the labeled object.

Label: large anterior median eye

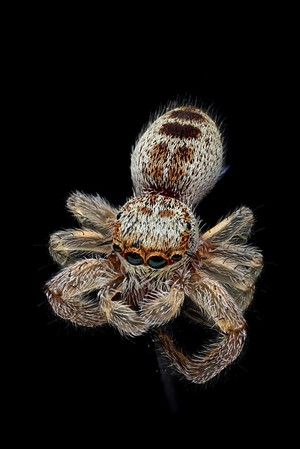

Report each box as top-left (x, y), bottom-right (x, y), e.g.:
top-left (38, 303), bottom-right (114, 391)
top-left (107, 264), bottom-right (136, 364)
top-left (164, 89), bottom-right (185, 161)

top-left (147, 256), bottom-right (168, 269)
top-left (125, 252), bottom-right (144, 266)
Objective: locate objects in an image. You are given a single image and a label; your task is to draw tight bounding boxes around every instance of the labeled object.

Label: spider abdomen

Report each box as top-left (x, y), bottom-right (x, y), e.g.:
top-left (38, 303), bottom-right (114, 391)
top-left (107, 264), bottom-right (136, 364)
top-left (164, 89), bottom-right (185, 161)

top-left (131, 106), bottom-right (224, 207)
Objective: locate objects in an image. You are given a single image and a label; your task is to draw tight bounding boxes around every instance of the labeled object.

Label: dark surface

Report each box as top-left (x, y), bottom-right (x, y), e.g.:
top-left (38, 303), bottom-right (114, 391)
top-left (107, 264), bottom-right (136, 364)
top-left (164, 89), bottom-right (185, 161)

top-left (19, 24), bottom-right (292, 438)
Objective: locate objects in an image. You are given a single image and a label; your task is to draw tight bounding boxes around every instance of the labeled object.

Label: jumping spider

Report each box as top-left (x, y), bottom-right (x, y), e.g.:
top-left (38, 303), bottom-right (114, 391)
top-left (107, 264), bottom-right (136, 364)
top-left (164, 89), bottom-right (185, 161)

top-left (46, 105), bottom-right (263, 384)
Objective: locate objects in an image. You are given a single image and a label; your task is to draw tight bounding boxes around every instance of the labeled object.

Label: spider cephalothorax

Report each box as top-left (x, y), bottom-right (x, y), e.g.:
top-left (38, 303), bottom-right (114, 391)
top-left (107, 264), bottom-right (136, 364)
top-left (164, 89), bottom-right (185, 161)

top-left (113, 194), bottom-right (198, 271)
top-left (46, 105), bottom-right (263, 384)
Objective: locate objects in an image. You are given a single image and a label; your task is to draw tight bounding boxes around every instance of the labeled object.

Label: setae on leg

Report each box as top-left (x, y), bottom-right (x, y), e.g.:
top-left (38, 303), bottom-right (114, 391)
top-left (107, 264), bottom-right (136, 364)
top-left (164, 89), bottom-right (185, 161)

top-left (156, 274), bottom-right (247, 384)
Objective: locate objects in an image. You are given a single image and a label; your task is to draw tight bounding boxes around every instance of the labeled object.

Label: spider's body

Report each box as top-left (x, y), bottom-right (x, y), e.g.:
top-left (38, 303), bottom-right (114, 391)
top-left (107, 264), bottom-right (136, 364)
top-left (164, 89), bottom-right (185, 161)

top-left (46, 105), bottom-right (263, 384)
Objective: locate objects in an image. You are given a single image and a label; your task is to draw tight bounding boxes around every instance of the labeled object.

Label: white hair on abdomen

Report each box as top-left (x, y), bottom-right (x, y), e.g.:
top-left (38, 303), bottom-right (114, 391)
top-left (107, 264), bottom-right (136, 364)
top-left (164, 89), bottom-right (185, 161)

top-left (131, 106), bottom-right (224, 207)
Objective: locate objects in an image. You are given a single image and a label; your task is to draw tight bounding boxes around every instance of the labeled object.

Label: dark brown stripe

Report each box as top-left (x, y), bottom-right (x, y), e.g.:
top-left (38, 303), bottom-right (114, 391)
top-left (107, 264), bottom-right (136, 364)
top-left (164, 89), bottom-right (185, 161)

top-left (160, 122), bottom-right (201, 139)
top-left (169, 109), bottom-right (207, 122)
top-left (144, 186), bottom-right (179, 198)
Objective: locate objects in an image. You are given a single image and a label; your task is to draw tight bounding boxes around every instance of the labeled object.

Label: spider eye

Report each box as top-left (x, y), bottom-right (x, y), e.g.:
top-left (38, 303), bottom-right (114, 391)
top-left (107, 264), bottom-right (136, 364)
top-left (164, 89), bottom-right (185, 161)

top-left (125, 252), bottom-right (144, 266)
top-left (186, 222), bottom-right (192, 231)
top-left (113, 244), bottom-right (122, 253)
top-left (147, 256), bottom-right (168, 269)
top-left (171, 254), bottom-right (182, 262)
top-left (116, 212), bottom-right (122, 220)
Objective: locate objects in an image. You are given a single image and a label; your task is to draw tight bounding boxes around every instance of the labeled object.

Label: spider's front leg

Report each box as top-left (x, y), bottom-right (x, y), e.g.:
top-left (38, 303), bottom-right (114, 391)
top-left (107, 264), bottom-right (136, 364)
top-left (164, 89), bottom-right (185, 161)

top-left (45, 257), bottom-right (147, 336)
top-left (49, 229), bottom-right (113, 266)
top-left (156, 274), bottom-right (247, 384)
top-left (141, 286), bottom-right (185, 327)
top-left (49, 191), bottom-right (119, 266)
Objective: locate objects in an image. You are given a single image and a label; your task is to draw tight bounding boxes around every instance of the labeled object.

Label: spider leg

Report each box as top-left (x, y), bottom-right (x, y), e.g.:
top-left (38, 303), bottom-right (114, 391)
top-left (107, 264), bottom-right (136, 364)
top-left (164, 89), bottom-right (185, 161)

top-left (200, 243), bottom-right (263, 311)
top-left (99, 292), bottom-right (148, 337)
top-left (46, 257), bottom-right (147, 335)
top-left (199, 206), bottom-right (263, 311)
top-left (45, 259), bottom-right (107, 326)
top-left (202, 206), bottom-right (255, 244)
top-left (49, 229), bottom-right (113, 266)
top-left (66, 191), bottom-right (119, 232)
top-left (156, 275), bottom-right (247, 384)
top-left (45, 258), bottom-right (120, 327)
top-left (141, 287), bottom-right (185, 326)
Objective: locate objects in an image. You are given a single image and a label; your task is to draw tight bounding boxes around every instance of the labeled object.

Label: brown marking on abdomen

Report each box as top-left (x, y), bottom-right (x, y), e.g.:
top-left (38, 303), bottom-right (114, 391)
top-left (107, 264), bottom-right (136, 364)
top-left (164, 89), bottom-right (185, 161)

top-left (160, 122), bottom-right (201, 139)
top-left (144, 142), bottom-right (169, 182)
top-left (176, 145), bottom-right (194, 163)
top-left (169, 109), bottom-right (207, 122)
top-left (167, 161), bottom-right (184, 183)
top-left (166, 145), bottom-right (194, 184)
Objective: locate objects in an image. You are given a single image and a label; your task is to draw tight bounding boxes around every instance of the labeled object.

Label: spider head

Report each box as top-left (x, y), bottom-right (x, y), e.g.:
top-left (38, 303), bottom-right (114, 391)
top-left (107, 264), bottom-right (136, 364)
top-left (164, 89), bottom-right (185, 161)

top-left (112, 194), bottom-right (198, 270)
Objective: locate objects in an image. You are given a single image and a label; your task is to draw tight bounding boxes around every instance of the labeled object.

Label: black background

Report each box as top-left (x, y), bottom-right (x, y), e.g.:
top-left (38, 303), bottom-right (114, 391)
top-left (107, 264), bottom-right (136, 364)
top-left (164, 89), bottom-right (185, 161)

top-left (18, 13), bottom-right (294, 441)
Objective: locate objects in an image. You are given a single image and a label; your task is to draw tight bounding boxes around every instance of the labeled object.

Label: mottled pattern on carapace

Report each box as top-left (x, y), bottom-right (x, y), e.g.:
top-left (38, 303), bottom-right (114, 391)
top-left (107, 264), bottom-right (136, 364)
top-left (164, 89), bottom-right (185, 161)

top-left (113, 194), bottom-right (198, 258)
top-left (131, 106), bottom-right (223, 206)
